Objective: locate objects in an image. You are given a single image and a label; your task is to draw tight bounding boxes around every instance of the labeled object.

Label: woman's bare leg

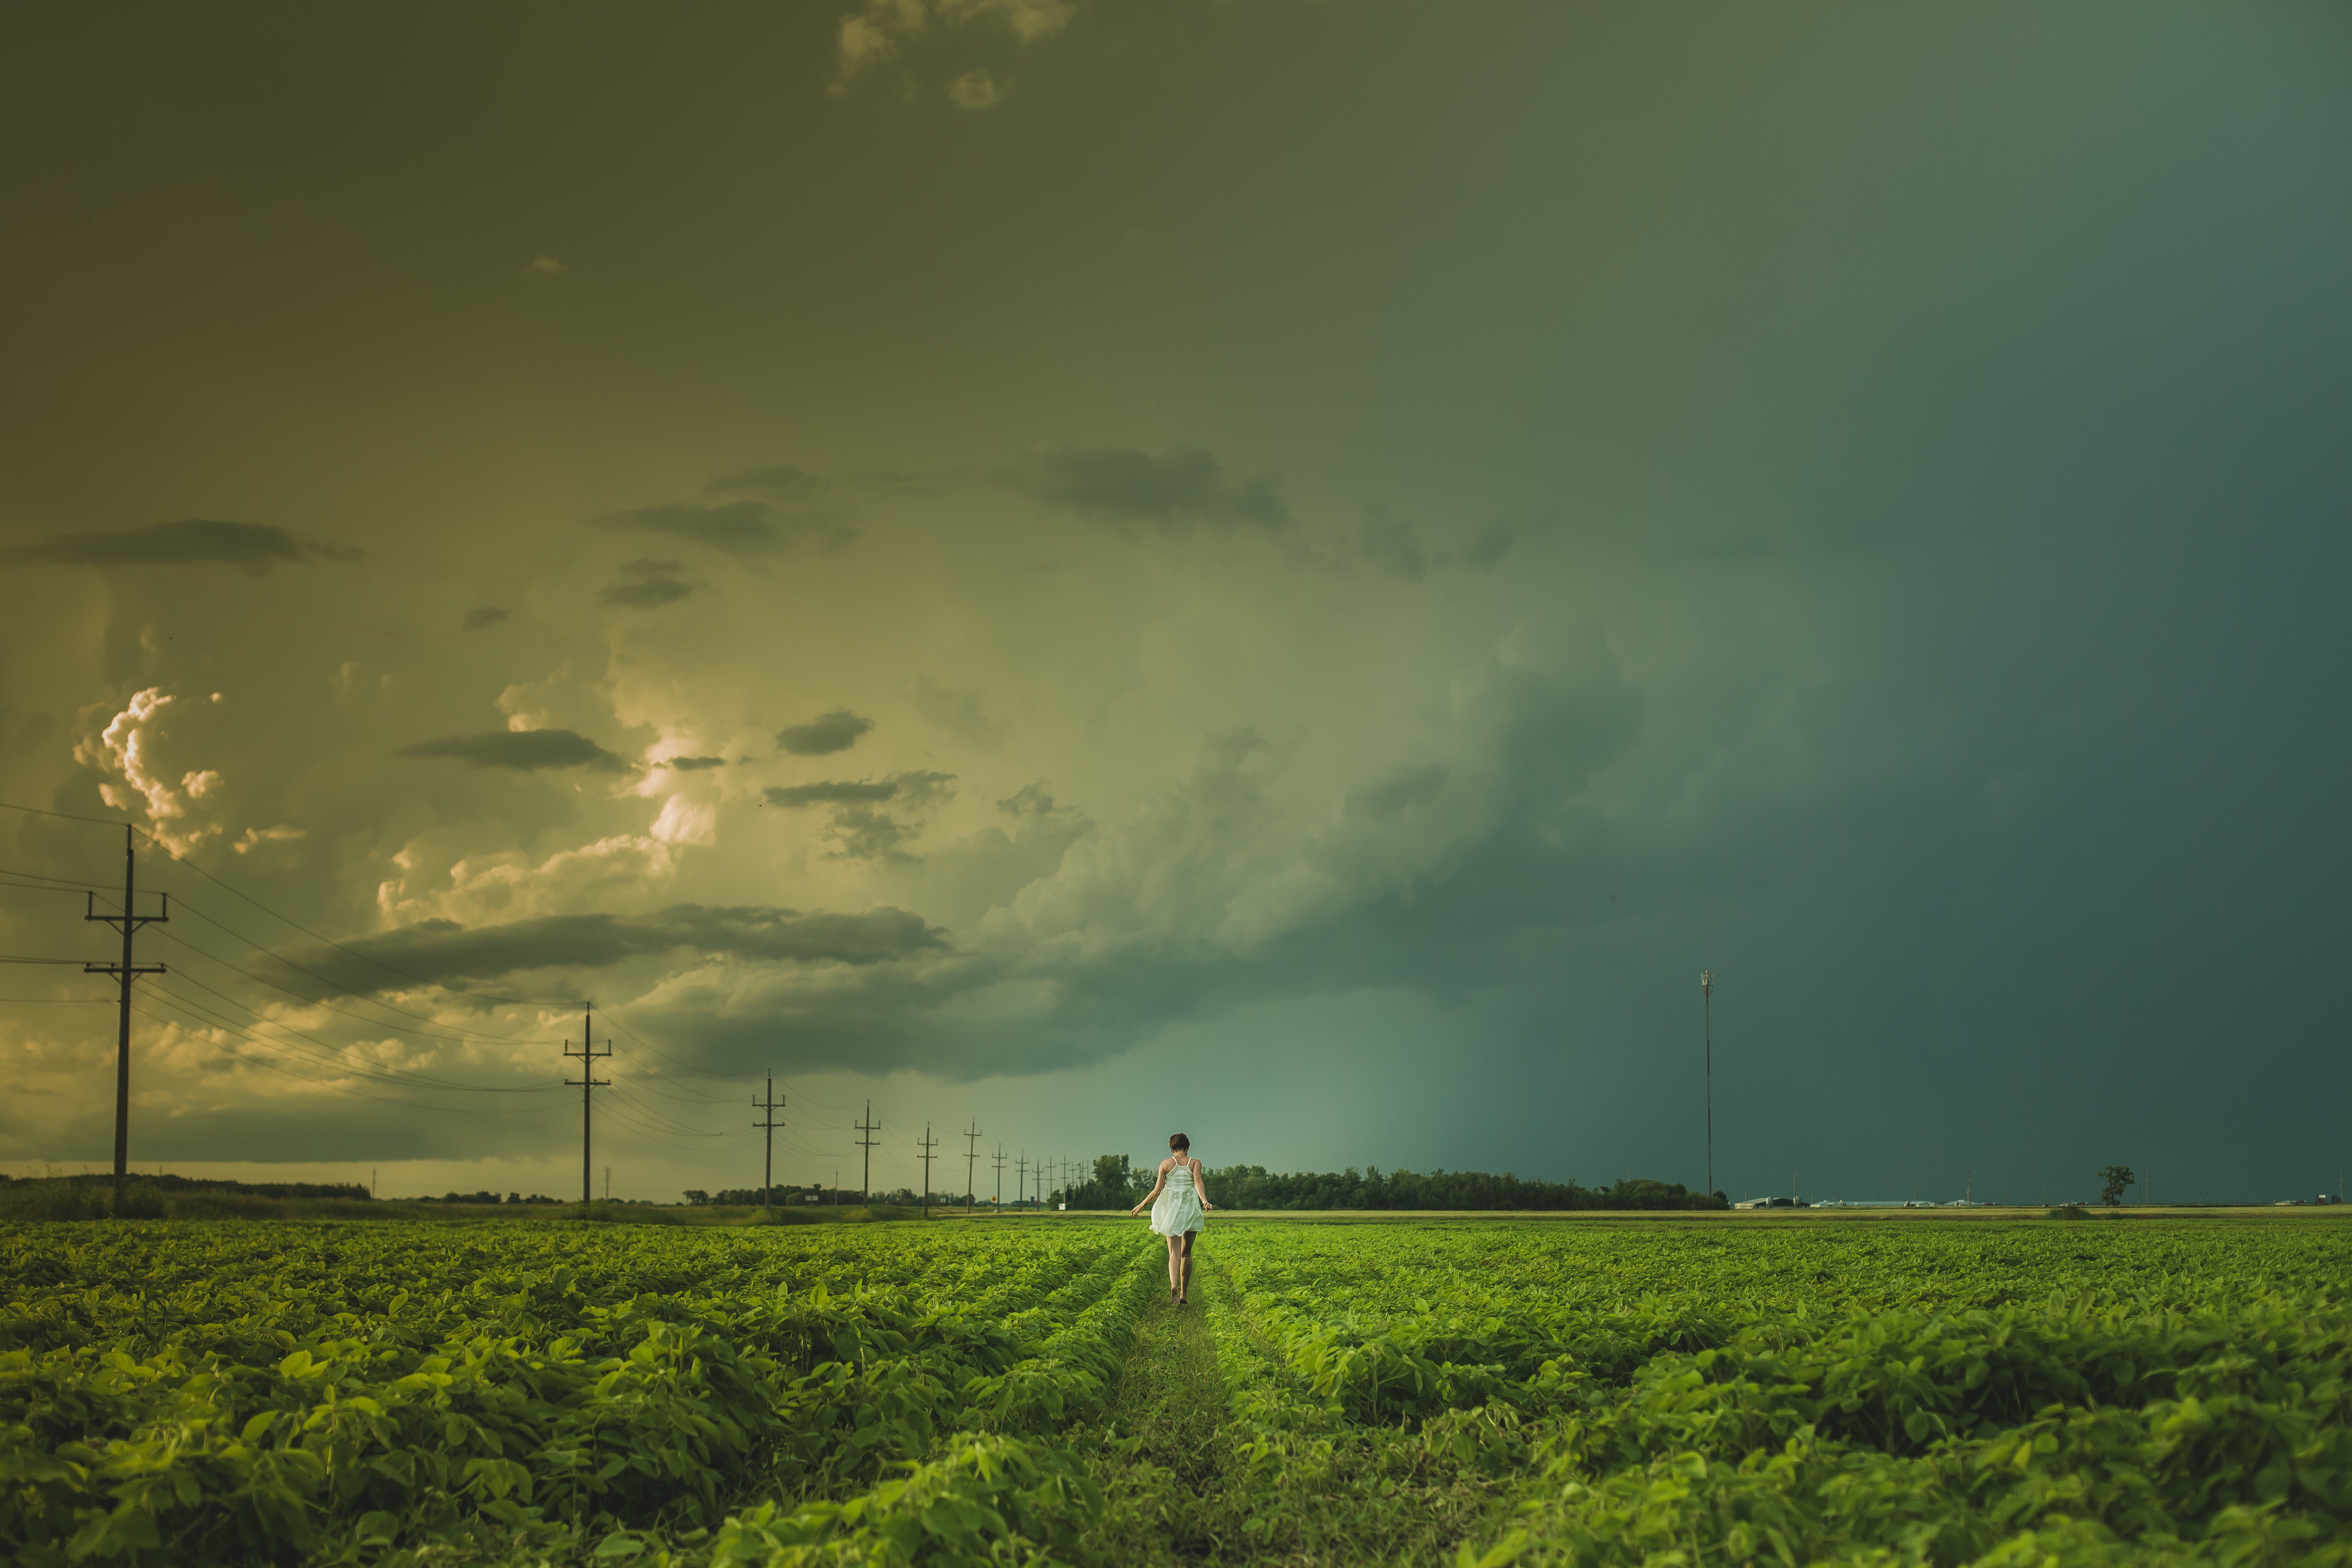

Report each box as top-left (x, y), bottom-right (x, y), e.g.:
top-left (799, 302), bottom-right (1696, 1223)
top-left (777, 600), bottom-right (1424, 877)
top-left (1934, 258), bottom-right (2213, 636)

top-left (1179, 1231), bottom-right (1197, 1302)
top-left (1166, 1235), bottom-right (1182, 1298)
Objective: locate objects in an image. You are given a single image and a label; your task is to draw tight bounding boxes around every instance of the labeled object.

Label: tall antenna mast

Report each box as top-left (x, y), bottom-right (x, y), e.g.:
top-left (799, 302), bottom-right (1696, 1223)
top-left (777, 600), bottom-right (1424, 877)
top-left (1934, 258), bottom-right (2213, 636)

top-left (1700, 969), bottom-right (1713, 1198)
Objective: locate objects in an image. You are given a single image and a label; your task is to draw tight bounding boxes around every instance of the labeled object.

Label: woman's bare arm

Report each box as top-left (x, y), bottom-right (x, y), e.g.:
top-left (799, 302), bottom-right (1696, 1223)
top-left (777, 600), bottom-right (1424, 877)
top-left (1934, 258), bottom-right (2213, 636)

top-left (1130, 1158), bottom-right (1172, 1215)
top-left (1192, 1158), bottom-right (1214, 1210)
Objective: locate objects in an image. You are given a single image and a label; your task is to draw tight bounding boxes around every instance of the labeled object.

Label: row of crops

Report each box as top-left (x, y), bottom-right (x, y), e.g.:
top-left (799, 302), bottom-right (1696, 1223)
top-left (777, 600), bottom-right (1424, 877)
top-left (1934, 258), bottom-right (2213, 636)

top-left (1193, 1219), bottom-right (2352, 1564)
top-left (0, 1221), bottom-right (1156, 1565)
top-left (4, 1214), bottom-right (2347, 1564)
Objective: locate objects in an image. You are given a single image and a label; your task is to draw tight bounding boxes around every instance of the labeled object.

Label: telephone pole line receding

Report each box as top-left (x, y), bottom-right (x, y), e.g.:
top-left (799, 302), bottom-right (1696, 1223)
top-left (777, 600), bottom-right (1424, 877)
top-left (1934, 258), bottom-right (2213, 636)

top-left (753, 1075), bottom-right (785, 1210)
top-left (1700, 969), bottom-right (1714, 1198)
top-left (991, 1144), bottom-right (1007, 1211)
top-left (963, 1120), bottom-right (982, 1213)
top-left (853, 1101), bottom-right (880, 1206)
top-left (917, 1124), bottom-right (940, 1218)
top-left (1015, 1153), bottom-right (1029, 1211)
top-left (86, 824), bottom-right (166, 1212)
top-left (564, 1006), bottom-right (612, 1215)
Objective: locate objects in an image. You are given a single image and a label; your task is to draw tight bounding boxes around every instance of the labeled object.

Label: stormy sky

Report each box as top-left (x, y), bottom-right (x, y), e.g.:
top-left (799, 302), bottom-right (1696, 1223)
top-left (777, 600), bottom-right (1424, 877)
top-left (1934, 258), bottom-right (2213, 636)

top-left (1, 2), bottom-right (2345, 1204)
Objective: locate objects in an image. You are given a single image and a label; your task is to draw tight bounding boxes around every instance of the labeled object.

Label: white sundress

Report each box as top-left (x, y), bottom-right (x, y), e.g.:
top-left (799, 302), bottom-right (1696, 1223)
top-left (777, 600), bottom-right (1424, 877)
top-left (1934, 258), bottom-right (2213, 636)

top-left (1150, 1159), bottom-right (1205, 1237)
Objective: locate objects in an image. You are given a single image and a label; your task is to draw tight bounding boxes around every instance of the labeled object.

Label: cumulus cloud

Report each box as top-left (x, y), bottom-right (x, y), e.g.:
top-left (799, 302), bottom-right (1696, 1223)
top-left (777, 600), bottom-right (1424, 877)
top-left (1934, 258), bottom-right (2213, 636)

top-left (1023, 446), bottom-right (1291, 534)
top-left (75, 688), bottom-right (203, 844)
top-left (397, 729), bottom-right (632, 773)
top-left (832, 0), bottom-right (1074, 89)
top-left (461, 607), bottom-right (508, 631)
top-left (3, 519), bottom-right (362, 575)
top-left (276, 904), bottom-right (949, 996)
top-left (590, 500), bottom-right (853, 557)
top-left (776, 708), bottom-right (876, 756)
top-left (948, 69), bottom-right (1004, 109)
top-left (232, 824), bottom-right (307, 855)
top-left (70, 687), bottom-right (303, 857)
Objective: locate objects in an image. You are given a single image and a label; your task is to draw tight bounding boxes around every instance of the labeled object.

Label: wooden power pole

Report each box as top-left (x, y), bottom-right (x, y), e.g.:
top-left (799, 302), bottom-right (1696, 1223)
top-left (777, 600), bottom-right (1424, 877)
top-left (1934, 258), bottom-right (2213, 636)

top-left (853, 1101), bottom-right (880, 1206)
top-left (917, 1124), bottom-right (940, 1217)
top-left (564, 1006), bottom-right (611, 1215)
top-left (753, 1075), bottom-right (784, 1209)
top-left (85, 825), bottom-right (166, 1213)
top-left (963, 1120), bottom-right (982, 1212)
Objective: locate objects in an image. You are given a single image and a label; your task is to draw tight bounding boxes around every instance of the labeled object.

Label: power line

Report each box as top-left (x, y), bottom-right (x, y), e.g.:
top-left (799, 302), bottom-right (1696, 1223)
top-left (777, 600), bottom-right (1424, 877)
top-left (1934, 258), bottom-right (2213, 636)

top-left (149, 963), bottom-right (562, 1089)
top-left (0, 800), bottom-right (548, 1008)
top-left (147, 977), bottom-right (565, 1095)
top-left (158, 903), bottom-right (553, 1044)
top-left (128, 997), bottom-right (569, 1116)
top-left (991, 1144), bottom-right (1006, 1211)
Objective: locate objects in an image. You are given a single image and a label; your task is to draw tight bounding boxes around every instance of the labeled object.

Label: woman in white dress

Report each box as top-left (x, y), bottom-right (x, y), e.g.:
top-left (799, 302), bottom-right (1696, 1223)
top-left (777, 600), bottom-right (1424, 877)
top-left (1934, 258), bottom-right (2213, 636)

top-left (1130, 1132), bottom-right (1214, 1306)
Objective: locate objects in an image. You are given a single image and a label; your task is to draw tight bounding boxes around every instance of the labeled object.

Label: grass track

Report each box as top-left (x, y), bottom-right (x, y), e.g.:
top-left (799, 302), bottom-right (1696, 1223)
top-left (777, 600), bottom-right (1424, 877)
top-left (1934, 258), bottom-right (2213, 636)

top-left (1089, 1241), bottom-right (1512, 1568)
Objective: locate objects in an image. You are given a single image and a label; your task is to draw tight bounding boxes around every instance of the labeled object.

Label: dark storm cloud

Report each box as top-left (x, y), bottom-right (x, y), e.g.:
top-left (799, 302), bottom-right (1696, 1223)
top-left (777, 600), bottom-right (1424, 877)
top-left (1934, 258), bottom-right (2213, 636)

top-left (707, 465), bottom-right (825, 501)
top-left (659, 755), bottom-right (726, 771)
top-left (764, 771), bottom-right (951, 808)
top-left (1024, 447), bottom-right (1291, 534)
top-left (592, 500), bottom-right (853, 556)
top-left (461, 607), bottom-right (508, 630)
top-left (397, 729), bottom-right (631, 773)
top-left (2, 519), bottom-right (362, 574)
top-left (765, 771), bottom-right (956, 860)
top-left (276, 904), bottom-right (948, 994)
top-left (599, 577), bottom-right (697, 608)
top-left (646, 659), bottom-right (1648, 1076)
top-left (775, 709), bottom-right (875, 756)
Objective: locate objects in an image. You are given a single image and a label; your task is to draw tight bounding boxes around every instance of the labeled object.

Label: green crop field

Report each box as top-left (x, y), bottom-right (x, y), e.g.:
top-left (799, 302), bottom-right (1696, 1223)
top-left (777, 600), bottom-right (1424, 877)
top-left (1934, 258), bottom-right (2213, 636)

top-left (2, 1213), bottom-right (2346, 1566)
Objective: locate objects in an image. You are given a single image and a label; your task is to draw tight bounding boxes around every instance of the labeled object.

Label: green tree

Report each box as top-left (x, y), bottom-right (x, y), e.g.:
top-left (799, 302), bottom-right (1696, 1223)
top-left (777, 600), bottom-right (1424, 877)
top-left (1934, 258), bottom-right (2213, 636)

top-left (2098, 1165), bottom-right (2135, 1207)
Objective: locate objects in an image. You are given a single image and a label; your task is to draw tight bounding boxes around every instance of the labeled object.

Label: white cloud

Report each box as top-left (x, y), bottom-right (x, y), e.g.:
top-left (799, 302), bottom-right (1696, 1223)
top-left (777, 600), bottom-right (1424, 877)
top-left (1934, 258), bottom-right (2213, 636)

top-left (948, 69), bottom-right (1004, 110)
top-left (833, 0), bottom-right (1072, 89)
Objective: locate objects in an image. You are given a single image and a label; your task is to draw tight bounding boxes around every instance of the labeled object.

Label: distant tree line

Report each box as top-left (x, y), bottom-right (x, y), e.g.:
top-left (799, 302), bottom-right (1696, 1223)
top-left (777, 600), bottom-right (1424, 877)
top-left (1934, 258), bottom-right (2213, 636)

top-left (1058, 1158), bottom-right (1726, 1212)
top-left (0, 1172), bottom-right (374, 1201)
top-left (413, 1190), bottom-right (563, 1205)
top-left (682, 1186), bottom-right (979, 1207)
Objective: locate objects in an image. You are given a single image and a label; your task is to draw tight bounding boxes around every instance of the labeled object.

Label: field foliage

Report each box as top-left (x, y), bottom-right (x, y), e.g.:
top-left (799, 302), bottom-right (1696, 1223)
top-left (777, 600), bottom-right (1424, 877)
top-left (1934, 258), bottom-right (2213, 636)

top-left (0, 1214), bottom-right (2344, 1565)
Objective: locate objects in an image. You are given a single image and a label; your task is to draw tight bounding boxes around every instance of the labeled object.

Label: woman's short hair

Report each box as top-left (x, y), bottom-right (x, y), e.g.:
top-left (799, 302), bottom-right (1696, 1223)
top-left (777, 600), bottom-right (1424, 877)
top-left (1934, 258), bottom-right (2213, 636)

top-left (1168, 1132), bottom-right (1190, 1152)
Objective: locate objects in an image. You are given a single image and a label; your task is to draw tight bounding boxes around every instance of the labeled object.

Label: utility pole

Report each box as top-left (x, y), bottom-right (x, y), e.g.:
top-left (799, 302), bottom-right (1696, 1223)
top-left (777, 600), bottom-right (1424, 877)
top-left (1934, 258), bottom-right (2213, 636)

top-left (917, 1124), bottom-right (939, 1218)
top-left (86, 825), bottom-right (166, 1214)
top-left (753, 1075), bottom-right (785, 1210)
top-left (563, 1006), bottom-right (611, 1216)
top-left (1016, 1153), bottom-right (1028, 1211)
top-left (853, 1101), bottom-right (880, 1206)
top-left (963, 1120), bottom-right (982, 1212)
top-left (1700, 970), bottom-right (1713, 1198)
top-left (991, 1144), bottom-right (1006, 1211)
